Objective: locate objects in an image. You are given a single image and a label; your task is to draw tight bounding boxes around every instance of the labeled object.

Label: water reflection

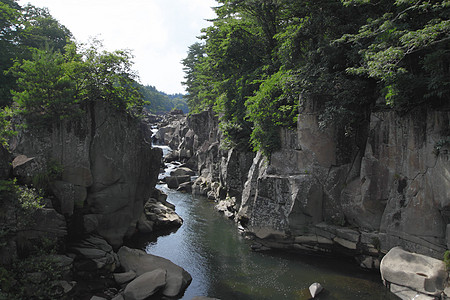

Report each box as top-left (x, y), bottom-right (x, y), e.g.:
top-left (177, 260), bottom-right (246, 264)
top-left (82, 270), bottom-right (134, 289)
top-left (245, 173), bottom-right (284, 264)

top-left (134, 184), bottom-right (395, 300)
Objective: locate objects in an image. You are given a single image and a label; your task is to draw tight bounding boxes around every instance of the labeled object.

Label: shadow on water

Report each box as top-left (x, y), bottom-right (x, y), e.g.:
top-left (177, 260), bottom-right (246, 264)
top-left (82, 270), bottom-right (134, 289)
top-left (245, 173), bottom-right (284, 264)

top-left (127, 184), bottom-right (397, 300)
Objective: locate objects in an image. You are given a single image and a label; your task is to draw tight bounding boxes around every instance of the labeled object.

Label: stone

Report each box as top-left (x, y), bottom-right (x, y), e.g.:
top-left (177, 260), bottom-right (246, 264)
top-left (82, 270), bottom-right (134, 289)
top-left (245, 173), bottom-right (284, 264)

top-left (136, 213), bottom-right (154, 233)
top-left (50, 180), bottom-right (87, 215)
top-left (11, 154), bottom-right (40, 185)
top-left (138, 199), bottom-right (182, 231)
top-left (0, 145), bottom-right (11, 180)
top-left (118, 246), bottom-right (192, 297)
top-left (166, 175), bottom-right (191, 189)
top-left (111, 294), bottom-right (125, 300)
top-left (191, 297), bottom-right (221, 300)
top-left (62, 166), bottom-right (93, 187)
top-left (170, 167), bottom-right (195, 177)
top-left (70, 235), bottom-right (119, 271)
top-left (17, 207), bottom-right (67, 252)
top-left (10, 101), bottom-right (162, 249)
top-left (114, 270), bottom-right (137, 285)
top-left (123, 269), bottom-right (167, 300)
top-left (380, 247), bottom-right (448, 297)
top-left (177, 182), bottom-right (192, 193)
top-left (309, 282), bottom-right (323, 298)
top-left (389, 283), bottom-right (436, 300)
top-left (90, 297), bottom-right (107, 300)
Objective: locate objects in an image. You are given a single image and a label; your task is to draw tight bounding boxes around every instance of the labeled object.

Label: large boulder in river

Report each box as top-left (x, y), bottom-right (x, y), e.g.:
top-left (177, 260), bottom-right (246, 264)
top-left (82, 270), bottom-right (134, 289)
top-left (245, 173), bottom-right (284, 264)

top-left (380, 247), bottom-right (448, 297)
top-left (70, 235), bottom-right (119, 271)
top-left (166, 175), bottom-right (191, 189)
top-left (118, 246), bottom-right (192, 297)
top-left (137, 198), bottom-right (182, 233)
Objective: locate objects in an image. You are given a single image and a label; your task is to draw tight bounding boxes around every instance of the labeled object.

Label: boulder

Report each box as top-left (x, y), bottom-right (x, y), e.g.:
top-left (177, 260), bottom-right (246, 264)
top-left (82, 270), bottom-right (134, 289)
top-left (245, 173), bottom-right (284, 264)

top-left (309, 282), bottom-right (323, 298)
top-left (166, 175), bottom-right (191, 189)
top-left (114, 270), bottom-right (137, 285)
top-left (380, 247), bottom-right (448, 297)
top-left (70, 235), bottom-right (119, 271)
top-left (118, 246), bottom-right (192, 297)
top-left (123, 269), bottom-right (167, 300)
top-left (10, 101), bottom-right (162, 249)
top-left (17, 207), bottom-right (67, 252)
top-left (50, 180), bottom-right (87, 215)
top-left (170, 167), bottom-right (195, 177)
top-left (11, 154), bottom-right (40, 185)
top-left (138, 198), bottom-right (183, 231)
top-left (177, 182), bottom-right (192, 193)
top-left (0, 145), bottom-right (11, 179)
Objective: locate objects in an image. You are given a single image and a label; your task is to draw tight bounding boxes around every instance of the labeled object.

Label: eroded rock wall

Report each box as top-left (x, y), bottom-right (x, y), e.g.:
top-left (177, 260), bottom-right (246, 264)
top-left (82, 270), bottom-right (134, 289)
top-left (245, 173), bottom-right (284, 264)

top-left (238, 97), bottom-right (450, 262)
top-left (162, 101), bottom-right (449, 264)
top-left (10, 101), bottom-right (161, 248)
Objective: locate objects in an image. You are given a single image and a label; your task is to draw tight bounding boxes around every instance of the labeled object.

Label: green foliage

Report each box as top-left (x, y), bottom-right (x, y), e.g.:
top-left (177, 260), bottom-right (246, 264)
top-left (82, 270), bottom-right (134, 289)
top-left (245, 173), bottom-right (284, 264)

top-left (0, 107), bottom-right (16, 148)
top-left (444, 250), bottom-right (450, 271)
top-left (0, 0), bottom-right (72, 108)
top-left (184, 0), bottom-right (448, 156)
top-left (0, 244), bottom-right (63, 299)
top-left (140, 85), bottom-right (188, 114)
top-left (0, 178), bottom-right (44, 212)
top-left (338, 0), bottom-right (450, 109)
top-left (246, 69), bottom-right (299, 155)
top-left (9, 39), bottom-right (146, 127)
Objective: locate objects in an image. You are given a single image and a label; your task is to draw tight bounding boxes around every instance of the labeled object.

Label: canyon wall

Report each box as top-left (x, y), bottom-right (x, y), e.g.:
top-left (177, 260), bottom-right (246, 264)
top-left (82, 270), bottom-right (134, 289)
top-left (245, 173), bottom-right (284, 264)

top-left (8, 101), bottom-right (162, 249)
top-left (167, 98), bottom-right (449, 266)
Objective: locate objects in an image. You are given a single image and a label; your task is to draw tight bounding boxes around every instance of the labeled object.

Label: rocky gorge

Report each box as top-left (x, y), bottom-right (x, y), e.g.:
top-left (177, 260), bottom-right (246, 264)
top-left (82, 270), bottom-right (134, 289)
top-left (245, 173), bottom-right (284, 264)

top-left (156, 97), bottom-right (450, 299)
top-left (0, 103), bottom-right (193, 299)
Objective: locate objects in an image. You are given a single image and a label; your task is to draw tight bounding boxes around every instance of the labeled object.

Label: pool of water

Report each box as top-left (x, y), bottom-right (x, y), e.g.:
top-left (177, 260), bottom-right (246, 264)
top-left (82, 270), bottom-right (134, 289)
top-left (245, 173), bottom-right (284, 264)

top-left (131, 184), bottom-right (396, 300)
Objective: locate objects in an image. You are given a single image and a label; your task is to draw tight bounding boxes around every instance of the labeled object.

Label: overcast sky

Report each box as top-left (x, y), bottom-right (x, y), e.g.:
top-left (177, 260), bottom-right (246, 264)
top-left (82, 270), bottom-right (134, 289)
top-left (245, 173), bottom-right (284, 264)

top-left (17, 0), bottom-right (217, 94)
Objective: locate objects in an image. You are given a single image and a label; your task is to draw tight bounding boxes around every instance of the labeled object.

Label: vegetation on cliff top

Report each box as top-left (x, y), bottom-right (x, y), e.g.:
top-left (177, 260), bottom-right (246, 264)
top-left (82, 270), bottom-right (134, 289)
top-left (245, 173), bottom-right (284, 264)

top-left (0, 0), bottom-right (187, 145)
top-left (182, 0), bottom-right (449, 156)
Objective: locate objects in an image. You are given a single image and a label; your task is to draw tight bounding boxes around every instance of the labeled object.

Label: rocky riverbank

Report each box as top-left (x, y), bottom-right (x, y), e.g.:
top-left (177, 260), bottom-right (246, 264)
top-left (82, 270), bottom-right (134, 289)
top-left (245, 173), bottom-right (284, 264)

top-left (154, 99), bottom-right (450, 299)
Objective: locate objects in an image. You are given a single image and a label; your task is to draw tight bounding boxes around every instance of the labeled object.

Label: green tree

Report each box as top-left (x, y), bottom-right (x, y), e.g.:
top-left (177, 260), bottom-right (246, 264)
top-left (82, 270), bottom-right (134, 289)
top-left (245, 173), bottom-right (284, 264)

top-left (10, 40), bottom-right (146, 127)
top-left (0, 0), bottom-right (72, 107)
top-left (339, 0), bottom-right (450, 109)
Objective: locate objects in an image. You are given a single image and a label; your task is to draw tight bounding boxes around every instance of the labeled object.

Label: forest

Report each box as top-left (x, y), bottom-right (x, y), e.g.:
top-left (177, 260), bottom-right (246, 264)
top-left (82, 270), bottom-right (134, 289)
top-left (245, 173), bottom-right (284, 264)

top-left (182, 0), bottom-right (449, 156)
top-left (0, 0), bottom-right (186, 147)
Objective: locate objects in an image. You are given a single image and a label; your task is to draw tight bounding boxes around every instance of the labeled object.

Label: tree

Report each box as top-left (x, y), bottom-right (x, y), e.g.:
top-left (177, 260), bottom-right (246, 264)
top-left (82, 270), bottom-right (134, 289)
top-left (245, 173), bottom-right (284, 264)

top-left (0, 0), bottom-right (72, 107)
top-left (10, 40), bottom-right (145, 126)
top-left (339, 0), bottom-right (450, 109)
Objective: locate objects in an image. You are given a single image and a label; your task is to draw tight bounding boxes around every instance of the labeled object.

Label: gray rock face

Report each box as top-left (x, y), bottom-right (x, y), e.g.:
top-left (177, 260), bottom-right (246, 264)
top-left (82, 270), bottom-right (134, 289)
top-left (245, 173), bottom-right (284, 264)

top-left (17, 207), bottom-right (67, 252)
top-left (236, 99), bottom-right (450, 261)
top-left (380, 247), bottom-right (448, 297)
top-left (123, 269), bottom-right (167, 300)
top-left (118, 246), bottom-right (192, 297)
top-left (70, 235), bottom-right (119, 271)
top-left (0, 145), bottom-right (11, 179)
top-left (10, 101), bottom-right (162, 248)
top-left (160, 100), bottom-right (449, 265)
top-left (137, 198), bottom-right (183, 233)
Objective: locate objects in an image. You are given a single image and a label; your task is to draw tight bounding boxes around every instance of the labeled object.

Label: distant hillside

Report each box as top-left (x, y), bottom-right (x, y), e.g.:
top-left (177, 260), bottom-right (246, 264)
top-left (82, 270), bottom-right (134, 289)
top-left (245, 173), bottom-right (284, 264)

top-left (140, 85), bottom-right (188, 114)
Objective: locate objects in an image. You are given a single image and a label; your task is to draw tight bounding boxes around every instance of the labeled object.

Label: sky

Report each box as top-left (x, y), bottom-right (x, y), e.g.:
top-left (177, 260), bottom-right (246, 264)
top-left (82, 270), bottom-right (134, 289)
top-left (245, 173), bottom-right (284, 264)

top-left (17, 0), bottom-right (218, 94)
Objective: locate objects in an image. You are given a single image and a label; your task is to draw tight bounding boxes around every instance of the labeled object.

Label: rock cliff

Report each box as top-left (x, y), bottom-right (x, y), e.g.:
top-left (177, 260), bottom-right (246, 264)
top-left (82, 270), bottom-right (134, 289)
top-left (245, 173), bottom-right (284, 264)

top-left (163, 98), bottom-right (450, 267)
top-left (9, 101), bottom-right (162, 248)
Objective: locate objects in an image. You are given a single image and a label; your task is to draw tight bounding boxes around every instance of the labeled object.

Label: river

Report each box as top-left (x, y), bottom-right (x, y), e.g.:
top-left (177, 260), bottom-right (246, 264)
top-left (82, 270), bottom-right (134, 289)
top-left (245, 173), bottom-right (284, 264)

top-left (130, 182), bottom-right (396, 300)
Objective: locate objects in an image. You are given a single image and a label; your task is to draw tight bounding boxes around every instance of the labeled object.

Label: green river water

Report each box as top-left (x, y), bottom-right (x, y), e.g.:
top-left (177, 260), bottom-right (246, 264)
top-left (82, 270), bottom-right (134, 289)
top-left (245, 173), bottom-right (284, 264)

top-left (130, 183), bottom-right (397, 300)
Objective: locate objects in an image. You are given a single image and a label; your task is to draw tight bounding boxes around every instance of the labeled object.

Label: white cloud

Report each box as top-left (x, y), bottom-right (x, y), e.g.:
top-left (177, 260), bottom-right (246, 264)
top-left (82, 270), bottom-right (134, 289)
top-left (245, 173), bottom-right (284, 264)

top-left (17, 0), bottom-right (217, 94)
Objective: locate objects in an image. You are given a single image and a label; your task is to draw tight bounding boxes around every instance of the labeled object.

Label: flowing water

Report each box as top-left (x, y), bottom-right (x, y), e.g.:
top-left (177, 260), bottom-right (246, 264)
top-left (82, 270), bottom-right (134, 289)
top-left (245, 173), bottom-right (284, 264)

top-left (131, 183), bottom-right (396, 300)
